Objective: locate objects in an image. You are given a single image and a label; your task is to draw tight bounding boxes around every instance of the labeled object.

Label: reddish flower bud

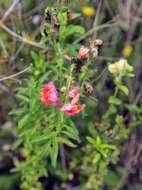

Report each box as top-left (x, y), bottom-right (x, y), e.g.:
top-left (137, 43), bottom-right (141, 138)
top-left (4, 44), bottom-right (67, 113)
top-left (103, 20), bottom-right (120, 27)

top-left (78, 47), bottom-right (90, 60)
top-left (95, 39), bottom-right (103, 46)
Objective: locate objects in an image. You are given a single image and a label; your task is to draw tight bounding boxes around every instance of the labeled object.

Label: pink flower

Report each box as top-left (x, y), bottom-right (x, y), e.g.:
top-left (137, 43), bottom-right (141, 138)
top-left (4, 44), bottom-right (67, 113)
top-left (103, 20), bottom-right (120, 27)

top-left (40, 82), bottom-right (86, 116)
top-left (95, 39), bottom-right (103, 46)
top-left (61, 86), bottom-right (85, 116)
top-left (78, 47), bottom-right (90, 60)
top-left (40, 81), bottom-right (60, 107)
top-left (69, 86), bottom-right (80, 98)
top-left (61, 102), bottom-right (86, 116)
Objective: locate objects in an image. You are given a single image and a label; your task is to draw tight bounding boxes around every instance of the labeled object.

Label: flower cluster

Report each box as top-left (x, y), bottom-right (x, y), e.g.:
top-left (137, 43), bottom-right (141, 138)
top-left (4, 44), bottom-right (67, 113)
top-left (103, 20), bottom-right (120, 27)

top-left (108, 59), bottom-right (133, 75)
top-left (78, 39), bottom-right (103, 61)
top-left (40, 82), bottom-right (85, 116)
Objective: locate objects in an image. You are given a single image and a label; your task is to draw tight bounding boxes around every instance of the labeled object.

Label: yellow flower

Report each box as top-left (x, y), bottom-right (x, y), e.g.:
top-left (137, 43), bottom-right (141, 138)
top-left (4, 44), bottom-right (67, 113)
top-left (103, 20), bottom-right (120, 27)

top-left (108, 64), bottom-right (120, 74)
top-left (116, 59), bottom-right (133, 72)
top-left (122, 45), bottom-right (133, 57)
top-left (108, 59), bottom-right (133, 74)
top-left (82, 6), bottom-right (95, 17)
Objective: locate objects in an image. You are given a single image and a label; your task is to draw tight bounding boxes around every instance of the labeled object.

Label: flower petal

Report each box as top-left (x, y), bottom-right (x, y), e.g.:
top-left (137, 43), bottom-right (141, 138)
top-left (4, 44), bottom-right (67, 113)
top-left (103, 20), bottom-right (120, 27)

top-left (69, 86), bottom-right (80, 98)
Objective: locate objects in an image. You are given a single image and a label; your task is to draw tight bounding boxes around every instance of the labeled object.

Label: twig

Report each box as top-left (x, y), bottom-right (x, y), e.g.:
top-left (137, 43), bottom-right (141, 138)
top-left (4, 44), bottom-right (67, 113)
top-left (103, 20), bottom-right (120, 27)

top-left (92, 0), bottom-right (103, 40)
top-left (0, 64), bottom-right (32, 82)
top-left (113, 144), bottom-right (142, 190)
top-left (96, 56), bottom-right (119, 61)
top-left (73, 22), bottom-right (118, 44)
top-left (0, 21), bottom-right (48, 50)
top-left (1, 0), bottom-right (20, 22)
top-left (0, 38), bottom-right (9, 57)
top-left (60, 143), bottom-right (67, 174)
top-left (92, 67), bottom-right (107, 83)
top-left (9, 42), bottom-right (25, 63)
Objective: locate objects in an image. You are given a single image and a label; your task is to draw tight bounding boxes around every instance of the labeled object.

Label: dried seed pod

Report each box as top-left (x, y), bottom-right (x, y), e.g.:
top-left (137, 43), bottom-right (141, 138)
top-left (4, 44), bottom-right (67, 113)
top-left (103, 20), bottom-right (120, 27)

top-left (51, 11), bottom-right (58, 25)
top-left (93, 122), bottom-right (101, 130)
top-left (90, 47), bottom-right (98, 59)
top-left (84, 82), bottom-right (93, 96)
top-left (71, 57), bottom-right (85, 72)
top-left (44, 8), bottom-right (51, 22)
top-left (53, 22), bottom-right (60, 40)
top-left (41, 27), bottom-right (48, 36)
top-left (60, 86), bottom-right (67, 93)
top-left (54, 22), bottom-right (60, 31)
top-left (107, 129), bottom-right (113, 137)
top-left (47, 49), bottom-right (53, 60)
top-left (67, 9), bottom-right (72, 21)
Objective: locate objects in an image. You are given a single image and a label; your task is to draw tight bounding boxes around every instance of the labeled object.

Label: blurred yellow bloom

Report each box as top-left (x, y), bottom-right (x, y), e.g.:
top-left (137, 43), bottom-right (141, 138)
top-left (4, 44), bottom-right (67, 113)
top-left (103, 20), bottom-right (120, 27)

top-left (108, 64), bottom-right (120, 74)
top-left (82, 6), bottom-right (95, 16)
top-left (23, 33), bottom-right (33, 42)
top-left (122, 45), bottom-right (133, 57)
top-left (108, 59), bottom-right (133, 74)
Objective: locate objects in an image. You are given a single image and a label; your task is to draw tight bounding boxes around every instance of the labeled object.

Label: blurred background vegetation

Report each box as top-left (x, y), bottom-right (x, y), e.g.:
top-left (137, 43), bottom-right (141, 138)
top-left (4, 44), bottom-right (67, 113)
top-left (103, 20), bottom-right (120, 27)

top-left (0, 0), bottom-right (142, 189)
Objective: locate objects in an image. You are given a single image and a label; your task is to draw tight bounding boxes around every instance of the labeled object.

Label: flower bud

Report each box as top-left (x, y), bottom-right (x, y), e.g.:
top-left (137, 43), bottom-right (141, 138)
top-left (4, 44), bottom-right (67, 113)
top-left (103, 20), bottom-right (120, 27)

top-left (108, 64), bottom-right (119, 74)
top-left (90, 47), bottom-right (98, 58)
top-left (95, 39), bottom-right (103, 46)
top-left (78, 47), bottom-right (90, 60)
top-left (67, 9), bottom-right (72, 21)
top-left (60, 86), bottom-right (67, 93)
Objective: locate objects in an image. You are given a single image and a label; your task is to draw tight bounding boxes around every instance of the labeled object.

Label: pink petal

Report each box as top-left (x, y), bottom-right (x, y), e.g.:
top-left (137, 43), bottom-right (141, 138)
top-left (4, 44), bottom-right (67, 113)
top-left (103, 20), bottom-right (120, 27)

top-left (71, 94), bottom-right (80, 104)
top-left (69, 86), bottom-right (80, 98)
top-left (40, 81), bottom-right (60, 107)
top-left (61, 103), bottom-right (73, 112)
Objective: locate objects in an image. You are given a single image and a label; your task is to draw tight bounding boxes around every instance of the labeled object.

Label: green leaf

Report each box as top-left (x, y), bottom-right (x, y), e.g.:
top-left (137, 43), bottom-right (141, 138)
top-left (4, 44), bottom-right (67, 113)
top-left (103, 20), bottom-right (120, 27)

top-left (72, 13), bottom-right (81, 19)
top-left (18, 114), bottom-right (29, 129)
top-left (12, 139), bottom-right (23, 150)
top-left (108, 96), bottom-right (121, 105)
top-left (16, 94), bottom-right (29, 103)
top-left (57, 137), bottom-right (77, 147)
top-left (0, 174), bottom-right (19, 190)
top-left (31, 133), bottom-right (57, 143)
top-left (125, 104), bottom-right (142, 114)
top-left (64, 125), bottom-right (80, 142)
top-left (50, 140), bottom-right (58, 168)
top-left (93, 154), bottom-right (101, 164)
top-left (96, 136), bottom-right (101, 146)
top-left (60, 25), bottom-right (85, 39)
top-left (101, 144), bottom-right (116, 150)
top-left (119, 85), bottom-right (129, 95)
top-left (61, 131), bottom-right (79, 142)
top-left (86, 136), bottom-right (95, 145)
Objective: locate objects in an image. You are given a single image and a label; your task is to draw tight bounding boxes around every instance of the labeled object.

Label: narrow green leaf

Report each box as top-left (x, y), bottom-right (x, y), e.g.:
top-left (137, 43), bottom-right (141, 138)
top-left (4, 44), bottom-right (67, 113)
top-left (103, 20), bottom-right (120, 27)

top-left (64, 125), bottom-right (79, 142)
top-left (31, 133), bottom-right (56, 143)
top-left (57, 137), bottom-right (77, 147)
top-left (86, 136), bottom-right (95, 145)
top-left (18, 114), bottom-right (29, 129)
top-left (16, 94), bottom-right (29, 103)
top-left (12, 139), bottom-right (23, 150)
top-left (62, 131), bottom-right (79, 142)
top-left (50, 141), bottom-right (58, 167)
top-left (93, 154), bottom-right (101, 164)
